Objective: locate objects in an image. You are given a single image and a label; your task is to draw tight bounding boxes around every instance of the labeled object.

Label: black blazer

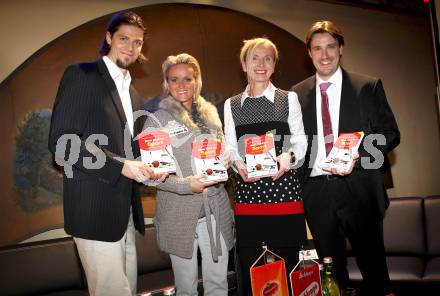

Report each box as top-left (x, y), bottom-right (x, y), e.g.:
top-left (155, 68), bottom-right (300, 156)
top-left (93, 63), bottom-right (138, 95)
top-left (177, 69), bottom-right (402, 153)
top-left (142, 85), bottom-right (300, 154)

top-left (292, 69), bottom-right (400, 218)
top-left (48, 59), bottom-right (146, 241)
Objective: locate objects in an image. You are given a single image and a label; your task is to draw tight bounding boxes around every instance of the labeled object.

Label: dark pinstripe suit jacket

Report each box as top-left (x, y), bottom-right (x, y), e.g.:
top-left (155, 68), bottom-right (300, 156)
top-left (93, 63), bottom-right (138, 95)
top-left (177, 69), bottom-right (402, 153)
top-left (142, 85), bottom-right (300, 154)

top-left (49, 59), bottom-right (145, 241)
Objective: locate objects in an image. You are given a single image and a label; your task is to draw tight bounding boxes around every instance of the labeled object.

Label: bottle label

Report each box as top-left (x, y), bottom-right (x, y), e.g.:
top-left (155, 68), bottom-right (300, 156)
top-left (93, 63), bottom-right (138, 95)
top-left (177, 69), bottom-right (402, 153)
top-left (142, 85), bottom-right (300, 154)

top-left (299, 249), bottom-right (319, 261)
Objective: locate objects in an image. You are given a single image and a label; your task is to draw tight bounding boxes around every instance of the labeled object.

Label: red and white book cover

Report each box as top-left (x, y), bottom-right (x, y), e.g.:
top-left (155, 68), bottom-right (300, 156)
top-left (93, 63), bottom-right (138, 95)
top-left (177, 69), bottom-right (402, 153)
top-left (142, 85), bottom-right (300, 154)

top-left (138, 129), bottom-right (176, 174)
top-left (321, 131), bottom-right (364, 172)
top-left (192, 138), bottom-right (228, 182)
top-left (245, 134), bottom-right (278, 178)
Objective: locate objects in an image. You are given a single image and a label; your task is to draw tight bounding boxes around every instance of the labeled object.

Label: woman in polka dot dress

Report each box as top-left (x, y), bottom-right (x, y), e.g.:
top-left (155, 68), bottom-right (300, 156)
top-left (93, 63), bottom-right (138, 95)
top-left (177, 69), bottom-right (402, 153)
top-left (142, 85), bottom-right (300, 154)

top-left (223, 37), bottom-right (308, 295)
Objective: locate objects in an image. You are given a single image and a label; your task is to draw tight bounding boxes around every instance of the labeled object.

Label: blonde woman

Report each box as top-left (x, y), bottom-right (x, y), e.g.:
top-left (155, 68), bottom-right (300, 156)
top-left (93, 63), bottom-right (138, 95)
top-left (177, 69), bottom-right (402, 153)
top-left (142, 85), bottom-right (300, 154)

top-left (144, 53), bottom-right (233, 295)
top-left (223, 38), bottom-right (307, 295)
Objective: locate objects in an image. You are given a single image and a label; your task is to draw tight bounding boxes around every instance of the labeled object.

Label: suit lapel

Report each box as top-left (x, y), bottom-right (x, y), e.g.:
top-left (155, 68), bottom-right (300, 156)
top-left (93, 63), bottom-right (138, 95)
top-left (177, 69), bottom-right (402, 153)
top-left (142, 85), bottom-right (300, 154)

top-left (130, 85), bottom-right (144, 135)
top-left (299, 77), bottom-right (319, 173)
top-left (339, 69), bottom-right (362, 133)
top-left (302, 76), bottom-right (318, 136)
top-left (97, 59), bottom-right (128, 131)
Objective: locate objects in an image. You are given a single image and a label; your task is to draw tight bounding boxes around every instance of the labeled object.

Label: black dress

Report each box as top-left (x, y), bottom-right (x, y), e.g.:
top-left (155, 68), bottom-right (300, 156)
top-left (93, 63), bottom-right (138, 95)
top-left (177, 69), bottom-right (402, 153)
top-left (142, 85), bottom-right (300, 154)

top-left (230, 89), bottom-right (307, 295)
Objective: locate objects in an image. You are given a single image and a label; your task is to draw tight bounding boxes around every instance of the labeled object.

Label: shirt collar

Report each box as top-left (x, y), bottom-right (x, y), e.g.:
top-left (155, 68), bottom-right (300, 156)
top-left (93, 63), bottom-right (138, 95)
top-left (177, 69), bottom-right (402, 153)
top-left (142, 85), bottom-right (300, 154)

top-left (316, 66), bottom-right (342, 89)
top-left (240, 82), bottom-right (276, 106)
top-left (103, 56), bottom-right (132, 84)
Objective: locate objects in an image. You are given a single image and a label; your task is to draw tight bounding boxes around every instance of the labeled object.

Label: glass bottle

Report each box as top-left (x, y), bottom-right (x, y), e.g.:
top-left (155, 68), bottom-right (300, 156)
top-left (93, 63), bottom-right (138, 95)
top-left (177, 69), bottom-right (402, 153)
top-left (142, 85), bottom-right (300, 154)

top-left (319, 263), bottom-right (330, 296)
top-left (322, 257), bottom-right (340, 296)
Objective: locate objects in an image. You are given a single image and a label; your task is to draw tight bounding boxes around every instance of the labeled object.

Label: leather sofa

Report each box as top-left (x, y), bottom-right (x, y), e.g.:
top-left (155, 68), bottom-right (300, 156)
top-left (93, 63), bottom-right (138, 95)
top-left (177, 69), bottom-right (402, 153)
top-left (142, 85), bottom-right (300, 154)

top-left (347, 195), bottom-right (440, 295)
top-left (2, 196), bottom-right (439, 295)
top-left (0, 225), bottom-right (237, 295)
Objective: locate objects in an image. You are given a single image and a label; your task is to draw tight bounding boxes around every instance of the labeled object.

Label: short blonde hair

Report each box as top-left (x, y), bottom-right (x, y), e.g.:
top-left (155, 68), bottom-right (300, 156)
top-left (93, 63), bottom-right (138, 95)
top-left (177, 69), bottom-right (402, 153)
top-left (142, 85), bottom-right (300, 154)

top-left (239, 37), bottom-right (279, 68)
top-left (161, 53), bottom-right (202, 99)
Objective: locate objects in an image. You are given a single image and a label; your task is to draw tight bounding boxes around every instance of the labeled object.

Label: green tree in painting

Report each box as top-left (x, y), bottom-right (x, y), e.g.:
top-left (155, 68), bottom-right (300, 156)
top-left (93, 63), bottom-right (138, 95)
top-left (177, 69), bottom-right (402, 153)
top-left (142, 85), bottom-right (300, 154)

top-left (14, 109), bottom-right (62, 211)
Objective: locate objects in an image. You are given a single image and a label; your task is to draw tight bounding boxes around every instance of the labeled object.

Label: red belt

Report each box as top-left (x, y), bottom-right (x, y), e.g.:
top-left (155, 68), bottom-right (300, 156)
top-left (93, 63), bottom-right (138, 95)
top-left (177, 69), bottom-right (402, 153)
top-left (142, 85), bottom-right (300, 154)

top-left (234, 201), bottom-right (304, 215)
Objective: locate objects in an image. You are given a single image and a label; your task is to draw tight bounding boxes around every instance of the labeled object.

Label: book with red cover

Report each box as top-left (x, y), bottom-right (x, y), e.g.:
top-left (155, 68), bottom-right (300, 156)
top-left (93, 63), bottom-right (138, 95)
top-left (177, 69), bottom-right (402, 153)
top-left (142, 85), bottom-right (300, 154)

top-left (192, 138), bottom-right (228, 182)
top-left (245, 134), bottom-right (278, 178)
top-left (321, 131), bottom-right (364, 172)
top-left (138, 129), bottom-right (176, 173)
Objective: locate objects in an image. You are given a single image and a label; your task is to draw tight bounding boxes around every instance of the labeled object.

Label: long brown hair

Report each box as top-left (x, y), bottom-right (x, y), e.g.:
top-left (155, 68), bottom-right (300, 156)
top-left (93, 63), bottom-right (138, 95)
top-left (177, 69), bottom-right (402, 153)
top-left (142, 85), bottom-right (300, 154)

top-left (99, 11), bottom-right (147, 63)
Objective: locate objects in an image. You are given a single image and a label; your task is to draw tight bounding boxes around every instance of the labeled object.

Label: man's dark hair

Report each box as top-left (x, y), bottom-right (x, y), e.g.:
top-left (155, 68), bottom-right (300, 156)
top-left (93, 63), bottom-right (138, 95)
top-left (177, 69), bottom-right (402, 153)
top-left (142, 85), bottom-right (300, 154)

top-left (306, 20), bottom-right (344, 49)
top-left (99, 11), bottom-right (147, 63)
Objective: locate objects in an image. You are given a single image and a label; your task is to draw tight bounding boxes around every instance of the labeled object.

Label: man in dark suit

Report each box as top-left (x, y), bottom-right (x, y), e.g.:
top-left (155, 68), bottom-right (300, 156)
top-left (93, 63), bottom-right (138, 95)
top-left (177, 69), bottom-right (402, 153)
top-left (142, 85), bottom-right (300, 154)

top-left (48, 11), bottom-right (162, 296)
top-left (292, 20), bottom-right (400, 296)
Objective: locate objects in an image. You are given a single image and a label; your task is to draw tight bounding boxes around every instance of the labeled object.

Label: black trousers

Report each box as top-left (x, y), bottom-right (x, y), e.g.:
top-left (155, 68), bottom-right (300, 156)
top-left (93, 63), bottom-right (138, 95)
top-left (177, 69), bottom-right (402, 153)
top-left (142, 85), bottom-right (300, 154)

top-left (303, 175), bottom-right (391, 296)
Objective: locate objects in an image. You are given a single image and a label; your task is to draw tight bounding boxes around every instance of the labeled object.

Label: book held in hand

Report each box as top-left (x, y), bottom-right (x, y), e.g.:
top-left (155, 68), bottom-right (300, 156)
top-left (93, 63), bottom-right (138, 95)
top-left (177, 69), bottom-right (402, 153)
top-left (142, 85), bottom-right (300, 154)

top-left (245, 134), bottom-right (278, 178)
top-left (321, 131), bottom-right (364, 172)
top-left (138, 129), bottom-right (176, 173)
top-left (192, 138), bottom-right (228, 182)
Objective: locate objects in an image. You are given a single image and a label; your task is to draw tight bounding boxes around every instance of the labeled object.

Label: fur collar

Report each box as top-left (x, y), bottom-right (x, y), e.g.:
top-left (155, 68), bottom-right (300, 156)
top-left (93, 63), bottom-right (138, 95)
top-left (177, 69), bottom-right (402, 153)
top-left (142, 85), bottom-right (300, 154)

top-left (159, 95), bottom-right (223, 133)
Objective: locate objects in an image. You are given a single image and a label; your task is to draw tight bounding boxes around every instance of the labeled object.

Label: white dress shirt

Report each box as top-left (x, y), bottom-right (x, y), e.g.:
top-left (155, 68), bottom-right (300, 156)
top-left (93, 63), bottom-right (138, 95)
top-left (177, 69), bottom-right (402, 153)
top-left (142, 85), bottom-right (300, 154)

top-left (311, 67), bottom-right (343, 176)
top-left (223, 82), bottom-right (307, 165)
top-left (103, 56), bottom-right (134, 136)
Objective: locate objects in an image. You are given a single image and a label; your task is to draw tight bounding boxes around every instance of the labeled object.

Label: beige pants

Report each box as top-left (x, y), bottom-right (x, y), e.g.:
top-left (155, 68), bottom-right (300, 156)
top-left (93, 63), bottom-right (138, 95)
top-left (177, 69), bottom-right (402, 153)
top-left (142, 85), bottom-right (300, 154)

top-left (74, 212), bottom-right (137, 296)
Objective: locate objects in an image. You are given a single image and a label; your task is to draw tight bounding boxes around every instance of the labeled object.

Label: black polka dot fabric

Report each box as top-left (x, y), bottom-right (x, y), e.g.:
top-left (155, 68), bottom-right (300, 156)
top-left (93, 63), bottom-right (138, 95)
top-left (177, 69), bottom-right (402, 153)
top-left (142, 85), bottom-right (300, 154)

top-left (230, 89), bottom-right (303, 205)
top-left (235, 169), bottom-right (301, 204)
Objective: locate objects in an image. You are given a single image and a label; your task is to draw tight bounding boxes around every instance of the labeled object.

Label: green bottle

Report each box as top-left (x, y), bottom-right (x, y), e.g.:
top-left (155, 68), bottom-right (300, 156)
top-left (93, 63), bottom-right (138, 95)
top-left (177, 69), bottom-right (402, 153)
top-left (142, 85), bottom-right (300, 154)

top-left (321, 257), bottom-right (341, 296)
top-left (319, 263), bottom-right (330, 296)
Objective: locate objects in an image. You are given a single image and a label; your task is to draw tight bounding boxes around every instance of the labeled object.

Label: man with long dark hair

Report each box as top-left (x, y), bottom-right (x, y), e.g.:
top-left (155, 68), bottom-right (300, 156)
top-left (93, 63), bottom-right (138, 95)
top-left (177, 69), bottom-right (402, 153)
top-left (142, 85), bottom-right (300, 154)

top-left (49, 11), bottom-right (162, 296)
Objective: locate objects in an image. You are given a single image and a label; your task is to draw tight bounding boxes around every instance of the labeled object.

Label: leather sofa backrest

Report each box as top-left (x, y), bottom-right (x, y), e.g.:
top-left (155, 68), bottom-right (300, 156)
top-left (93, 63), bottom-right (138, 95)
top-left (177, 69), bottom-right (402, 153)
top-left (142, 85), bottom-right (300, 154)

top-left (424, 195), bottom-right (440, 257)
top-left (383, 197), bottom-right (425, 256)
top-left (0, 237), bottom-right (85, 295)
top-left (136, 225), bottom-right (171, 274)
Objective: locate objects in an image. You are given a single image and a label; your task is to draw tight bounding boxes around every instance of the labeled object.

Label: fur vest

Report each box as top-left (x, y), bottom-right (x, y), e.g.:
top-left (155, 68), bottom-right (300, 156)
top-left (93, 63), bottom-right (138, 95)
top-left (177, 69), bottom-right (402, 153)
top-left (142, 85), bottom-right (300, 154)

top-left (159, 95), bottom-right (223, 136)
